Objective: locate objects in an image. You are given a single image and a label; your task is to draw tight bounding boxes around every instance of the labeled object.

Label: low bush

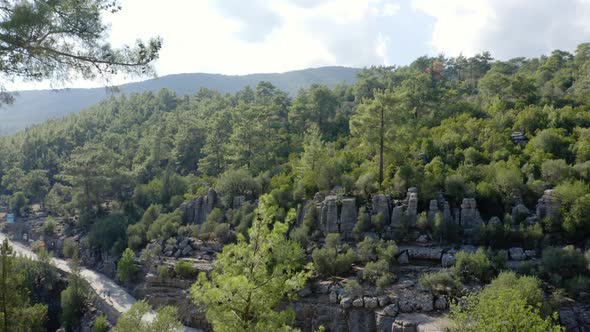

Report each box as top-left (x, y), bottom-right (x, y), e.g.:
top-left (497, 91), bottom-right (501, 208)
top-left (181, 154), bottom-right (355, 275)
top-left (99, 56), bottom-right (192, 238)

top-left (541, 246), bottom-right (587, 280)
top-left (175, 260), bottom-right (196, 279)
top-left (419, 269), bottom-right (462, 296)
top-left (312, 235), bottom-right (356, 278)
top-left (452, 248), bottom-right (493, 283)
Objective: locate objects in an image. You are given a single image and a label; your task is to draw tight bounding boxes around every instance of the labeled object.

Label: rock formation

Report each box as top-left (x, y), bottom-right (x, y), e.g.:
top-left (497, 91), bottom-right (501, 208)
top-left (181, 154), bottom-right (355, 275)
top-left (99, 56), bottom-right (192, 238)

top-left (460, 198), bottom-right (483, 233)
top-left (317, 195), bottom-right (358, 237)
top-left (179, 188), bottom-right (218, 224)
top-left (536, 189), bottom-right (560, 221)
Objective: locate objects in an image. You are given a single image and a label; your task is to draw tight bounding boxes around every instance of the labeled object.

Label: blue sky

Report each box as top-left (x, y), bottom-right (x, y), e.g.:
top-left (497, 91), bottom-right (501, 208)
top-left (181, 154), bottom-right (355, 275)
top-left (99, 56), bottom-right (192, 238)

top-left (9, 0), bottom-right (590, 90)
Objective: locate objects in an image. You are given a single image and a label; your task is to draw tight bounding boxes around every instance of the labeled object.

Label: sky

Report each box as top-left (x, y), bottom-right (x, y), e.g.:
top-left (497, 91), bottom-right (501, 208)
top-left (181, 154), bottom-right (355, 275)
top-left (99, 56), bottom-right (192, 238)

top-left (8, 0), bottom-right (590, 90)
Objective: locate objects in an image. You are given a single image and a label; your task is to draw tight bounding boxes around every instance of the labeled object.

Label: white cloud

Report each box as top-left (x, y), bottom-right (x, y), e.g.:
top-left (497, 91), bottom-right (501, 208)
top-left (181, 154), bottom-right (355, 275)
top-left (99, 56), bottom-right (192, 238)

top-left (412, 0), bottom-right (590, 59)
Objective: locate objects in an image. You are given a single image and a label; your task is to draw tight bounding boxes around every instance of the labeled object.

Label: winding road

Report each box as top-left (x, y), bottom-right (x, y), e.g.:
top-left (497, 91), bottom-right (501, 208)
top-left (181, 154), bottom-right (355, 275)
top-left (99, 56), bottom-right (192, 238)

top-left (0, 232), bottom-right (200, 332)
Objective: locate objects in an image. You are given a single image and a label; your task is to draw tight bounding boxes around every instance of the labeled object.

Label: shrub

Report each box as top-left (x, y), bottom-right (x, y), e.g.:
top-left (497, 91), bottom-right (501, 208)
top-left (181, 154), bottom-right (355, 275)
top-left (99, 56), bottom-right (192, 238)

top-left (175, 260), bottom-right (196, 279)
top-left (566, 275), bottom-right (590, 297)
top-left (62, 238), bottom-right (78, 258)
top-left (352, 207), bottom-right (371, 236)
top-left (419, 269), bottom-right (462, 296)
top-left (146, 211), bottom-right (181, 242)
top-left (362, 259), bottom-right (394, 288)
top-left (214, 223), bottom-right (234, 244)
top-left (43, 217), bottom-right (56, 236)
top-left (344, 279), bottom-right (363, 298)
top-left (541, 246), bottom-right (587, 280)
top-left (93, 314), bottom-right (109, 332)
top-left (158, 265), bottom-right (170, 281)
top-left (117, 248), bottom-right (137, 283)
top-left (357, 237), bottom-right (378, 262)
top-left (491, 249), bottom-right (508, 271)
top-left (89, 213), bottom-right (128, 256)
top-left (451, 272), bottom-right (562, 332)
top-left (312, 244), bottom-right (356, 277)
top-left (290, 226), bottom-right (309, 248)
top-left (452, 248), bottom-right (493, 283)
top-left (517, 261), bottom-right (538, 276)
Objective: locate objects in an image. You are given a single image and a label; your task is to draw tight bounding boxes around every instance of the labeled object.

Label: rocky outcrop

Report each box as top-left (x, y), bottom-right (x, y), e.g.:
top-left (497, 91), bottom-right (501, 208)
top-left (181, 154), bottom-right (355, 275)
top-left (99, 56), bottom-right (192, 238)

top-left (536, 189), bottom-right (560, 221)
top-left (509, 247), bottom-right (525, 261)
top-left (460, 198), bottom-right (483, 233)
top-left (407, 188), bottom-right (419, 227)
top-left (319, 196), bottom-right (339, 233)
top-left (559, 304), bottom-right (590, 332)
top-left (372, 194), bottom-right (391, 222)
top-left (180, 188), bottom-right (219, 224)
top-left (317, 196), bottom-right (358, 237)
top-left (340, 198), bottom-right (357, 234)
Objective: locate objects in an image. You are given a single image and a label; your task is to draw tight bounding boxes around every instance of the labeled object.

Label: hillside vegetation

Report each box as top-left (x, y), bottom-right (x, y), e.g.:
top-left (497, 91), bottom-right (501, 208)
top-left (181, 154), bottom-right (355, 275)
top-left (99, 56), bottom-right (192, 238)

top-left (3, 44), bottom-right (590, 330)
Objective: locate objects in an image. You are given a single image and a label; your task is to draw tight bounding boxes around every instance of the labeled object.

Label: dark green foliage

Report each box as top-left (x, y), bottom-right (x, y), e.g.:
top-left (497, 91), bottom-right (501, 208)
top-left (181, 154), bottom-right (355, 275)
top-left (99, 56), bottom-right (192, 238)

top-left (88, 214), bottom-right (128, 256)
top-left (175, 260), bottom-right (196, 279)
top-left (452, 248), bottom-right (494, 283)
top-left (541, 246), bottom-right (587, 281)
top-left (93, 314), bottom-right (109, 332)
top-left (117, 248), bottom-right (137, 283)
top-left (419, 269), bottom-right (462, 296)
top-left (312, 234), bottom-right (356, 277)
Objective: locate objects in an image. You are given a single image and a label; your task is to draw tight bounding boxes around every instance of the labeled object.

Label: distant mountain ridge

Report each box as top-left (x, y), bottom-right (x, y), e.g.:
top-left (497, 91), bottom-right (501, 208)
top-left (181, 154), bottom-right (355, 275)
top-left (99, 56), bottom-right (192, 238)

top-left (0, 66), bottom-right (359, 136)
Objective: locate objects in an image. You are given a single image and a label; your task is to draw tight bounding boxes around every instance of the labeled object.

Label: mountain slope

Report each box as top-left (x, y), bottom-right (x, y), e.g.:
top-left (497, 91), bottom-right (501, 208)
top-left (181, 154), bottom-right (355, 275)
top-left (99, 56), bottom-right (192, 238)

top-left (0, 66), bottom-right (358, 136)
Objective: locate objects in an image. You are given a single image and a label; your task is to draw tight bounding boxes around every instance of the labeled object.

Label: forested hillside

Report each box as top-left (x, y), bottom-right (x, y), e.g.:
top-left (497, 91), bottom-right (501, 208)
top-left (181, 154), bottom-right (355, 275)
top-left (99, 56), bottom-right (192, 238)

top-left (3, 44), bottom-right (590, 330)
top-left (0, 66), bottom-right (358, 136)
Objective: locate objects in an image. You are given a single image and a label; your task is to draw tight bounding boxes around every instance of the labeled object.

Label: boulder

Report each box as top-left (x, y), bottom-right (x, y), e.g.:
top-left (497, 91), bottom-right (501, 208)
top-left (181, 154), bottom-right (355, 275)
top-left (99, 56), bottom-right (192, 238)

top-left (509, 247), bottom-right (525, 261)
top-left (378, 295), bottom-right (390, 307)
top-left (397, 251), bottom-right (410, 264)
top-left (383, 303), bottom-right (399, 317)
top-left (365, 297), bottom-right (379, 309)
top-left (340, 297), bottom-right (353, 309)
top-left (353, 297), bottom-right (364, 308)
top-left (181, 245), bottom-right (193, 256)
top-left (329, 291), bottom-right (339, 304)
top-left (407, 189), bottom-right (419, 226)
top-left (434, 296), bottom-right (448, 310)
top-left (488, 216), bottom-right (502, 227)
top-left (376, 313), bottom-right (395, 332)
top-left (441, 254), bottom-right (455, 268)
top-left (402, 246), bottom-right (443, 261)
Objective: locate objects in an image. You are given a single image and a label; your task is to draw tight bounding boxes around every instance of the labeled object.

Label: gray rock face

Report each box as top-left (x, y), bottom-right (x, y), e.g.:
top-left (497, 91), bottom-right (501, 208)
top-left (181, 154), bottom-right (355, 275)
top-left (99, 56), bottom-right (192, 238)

top-left (441, 254), bottom-right (455, 268)
top-left (353, 297), bottom-right (364, 308)
top-left (559, 304), bottom-right (590, 332)
top-left (378, 295), bottom-right (390, 307)
top-left (318, 196), bottom-right (357, 237)
top-left (407, 189), bottom-right (419, 227)
top-left (536, 189), bottom-right (560, 221)
top-left (372, 194), bottom-right (391, 222)
top-left (384, 303), bottom-right (399, 317)
top-left (427, 199), bottom-right (439, 223)
top-left (434, 296), bottom-right (448, 310)
top-left (181, 189), bottom-right (219, 224)
top-left (340, 297), bottom-right (353, 308)
top-left (319, 195), bottom-right (339, 233)
top-left (401, 246), bottom-right (443, 261)
top-left (393, 313), bottom-right (445, 332)
top-left (365, 297), bottom-right (379, 309)
top-left (391, 205), bottom-right (405, 228)
top-left (376, 313), bottom-right (395, 332)
top-left (509, 247), bottom-right (525, 261)
top-left (340, 198), bottom-right (357, 233)
top-left (399, 292), bottom-right (433, 313)
top-left (460, 198), bottom-right (483, 231)
top-left (397, 251), bottom-right (410, 264)
top-left (206, 187), bottom-right (218, 212)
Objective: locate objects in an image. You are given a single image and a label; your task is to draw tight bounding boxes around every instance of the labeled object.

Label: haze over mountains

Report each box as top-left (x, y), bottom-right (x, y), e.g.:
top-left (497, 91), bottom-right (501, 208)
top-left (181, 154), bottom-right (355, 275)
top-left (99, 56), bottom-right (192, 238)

top-left (0, 66), bottom-right (358, 136)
